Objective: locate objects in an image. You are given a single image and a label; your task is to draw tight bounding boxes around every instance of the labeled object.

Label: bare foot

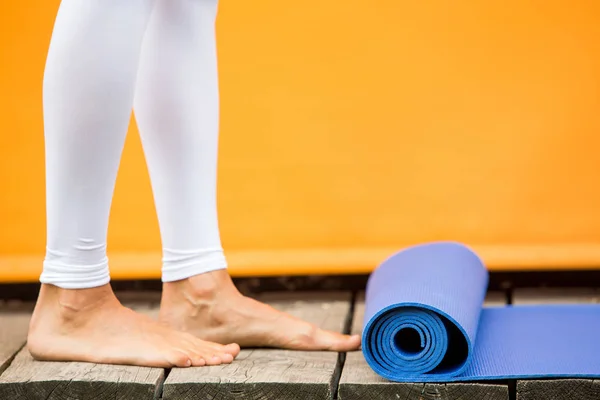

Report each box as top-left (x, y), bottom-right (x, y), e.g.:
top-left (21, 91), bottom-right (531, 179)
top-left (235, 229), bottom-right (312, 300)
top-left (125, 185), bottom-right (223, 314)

top-left (159, 270), bottom-right (361, 351)
top-left (27, 284), bottom-right (240, 367)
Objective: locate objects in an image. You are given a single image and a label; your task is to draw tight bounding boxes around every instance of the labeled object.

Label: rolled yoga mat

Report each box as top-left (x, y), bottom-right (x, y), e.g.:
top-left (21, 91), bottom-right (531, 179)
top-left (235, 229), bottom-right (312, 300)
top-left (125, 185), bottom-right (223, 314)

top-left (362, 242), bottom-right (600, 382)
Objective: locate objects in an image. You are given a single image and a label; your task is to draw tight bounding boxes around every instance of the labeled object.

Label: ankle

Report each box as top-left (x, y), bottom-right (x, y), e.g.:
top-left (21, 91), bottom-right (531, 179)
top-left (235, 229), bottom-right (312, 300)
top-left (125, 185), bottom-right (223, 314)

top-left (29, 284), bottom-right (118, 341)
top-left (35, 283), bottom-right (117, 318)
top-left (163, 270), bottom-right (237, 302)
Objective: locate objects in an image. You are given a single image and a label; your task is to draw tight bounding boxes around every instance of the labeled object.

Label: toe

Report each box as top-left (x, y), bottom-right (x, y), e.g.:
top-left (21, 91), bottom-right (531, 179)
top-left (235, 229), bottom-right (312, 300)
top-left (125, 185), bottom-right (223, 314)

top-left (205, 355), bottom-right (223, 366)
top-left (191, 357), bottom-right (206, 367)
top-left (335, 334), bottom-right (361, 352)
top-left (220, 352), bottom-right (234, 364)
top-left (194, 339), bottom-right (236, 357)
top-left (204, 341), bottom-right (240, 358)
top-left (314, 330), bottom-right (362, 352)
top-left (187, 351), bottom-right (207, 367)
top-left (168, 351), bottom-right (193, 368)
top-left (223, 343), bottom-right (240, 357)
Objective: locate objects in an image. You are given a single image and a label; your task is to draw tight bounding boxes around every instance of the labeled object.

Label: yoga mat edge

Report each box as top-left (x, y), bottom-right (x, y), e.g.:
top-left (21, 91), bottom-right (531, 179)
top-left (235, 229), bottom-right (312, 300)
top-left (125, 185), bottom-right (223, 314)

top-left (361, 241), bottom-right (600, 382)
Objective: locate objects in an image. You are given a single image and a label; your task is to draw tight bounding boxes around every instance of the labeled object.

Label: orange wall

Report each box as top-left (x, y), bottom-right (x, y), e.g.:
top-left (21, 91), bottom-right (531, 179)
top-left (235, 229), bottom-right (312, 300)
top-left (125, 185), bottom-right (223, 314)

top-left (1, 1), bottom-right (600, 282)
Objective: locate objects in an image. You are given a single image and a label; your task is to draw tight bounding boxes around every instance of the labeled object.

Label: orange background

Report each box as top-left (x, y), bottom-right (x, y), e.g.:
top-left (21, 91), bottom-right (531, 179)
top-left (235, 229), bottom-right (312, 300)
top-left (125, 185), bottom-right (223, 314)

top-left (1, 1), bottom-right (600, 282)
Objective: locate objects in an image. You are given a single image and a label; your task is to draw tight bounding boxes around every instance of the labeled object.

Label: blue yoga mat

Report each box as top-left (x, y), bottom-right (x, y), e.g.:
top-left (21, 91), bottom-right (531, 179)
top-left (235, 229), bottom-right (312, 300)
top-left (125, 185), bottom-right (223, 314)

top-left (362, 242), bottom-right (600, 382)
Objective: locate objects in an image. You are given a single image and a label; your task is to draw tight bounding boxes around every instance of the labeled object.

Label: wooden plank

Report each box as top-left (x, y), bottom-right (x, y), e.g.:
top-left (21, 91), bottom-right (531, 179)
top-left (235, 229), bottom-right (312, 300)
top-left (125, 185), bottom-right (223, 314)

top-left (483, 291), bottom-right (508, 307)
top-left (0, 297), bottom-right (165, 400)
top-left (512, 287), bottom-right (600, 305)
top-left (163, 292), bottom-right (352, 400)
top-left (0, 350), bottom-right (165, 400)
top-left (517, 379), bottom-right (600, 400)
top-left (513, 288), bottom-right (600, 400)
top-left (0, 301), bottom-right (31, 376)
top-left (338, 292), bottom-right (509, 400)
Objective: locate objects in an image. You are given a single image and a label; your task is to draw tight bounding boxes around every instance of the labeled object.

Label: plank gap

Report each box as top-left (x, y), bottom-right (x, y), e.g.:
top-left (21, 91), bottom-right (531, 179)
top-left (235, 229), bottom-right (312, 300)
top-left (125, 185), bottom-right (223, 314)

top-left (506, 287), bottom-right (513, 305)
top-left (156, 367), bottom-right (172, 400)
top-left (508, 379), bottom-right (517, 400)
top-left (330, 291), bottom-right (358, 400)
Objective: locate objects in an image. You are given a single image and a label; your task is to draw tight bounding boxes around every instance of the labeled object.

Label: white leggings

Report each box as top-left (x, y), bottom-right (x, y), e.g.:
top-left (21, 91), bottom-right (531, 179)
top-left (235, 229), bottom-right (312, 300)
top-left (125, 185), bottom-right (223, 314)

top-left (40, 0), bottom-right (227, 289)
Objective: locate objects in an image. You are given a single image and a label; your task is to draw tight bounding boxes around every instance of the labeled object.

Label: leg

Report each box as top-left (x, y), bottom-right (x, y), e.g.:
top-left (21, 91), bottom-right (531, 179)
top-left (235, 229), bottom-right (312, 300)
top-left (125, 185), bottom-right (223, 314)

top-left (28, 0), bottom-right (238, 367)
top-left (134, 0), bottom-right (360, 351)
top-left (134, 0), bottom-right (225, 284)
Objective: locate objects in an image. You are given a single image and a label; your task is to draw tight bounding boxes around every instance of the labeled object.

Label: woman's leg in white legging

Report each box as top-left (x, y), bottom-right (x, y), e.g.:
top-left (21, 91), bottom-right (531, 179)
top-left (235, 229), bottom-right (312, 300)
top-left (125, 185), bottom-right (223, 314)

top-left (40, 0), bottom-right (156, 289)
top-left (29, 0), bottom-right (238, 367)
top-left (134, 0), bottom-right (360, 352)
top-left (134, 0), bottom-right (226, 283)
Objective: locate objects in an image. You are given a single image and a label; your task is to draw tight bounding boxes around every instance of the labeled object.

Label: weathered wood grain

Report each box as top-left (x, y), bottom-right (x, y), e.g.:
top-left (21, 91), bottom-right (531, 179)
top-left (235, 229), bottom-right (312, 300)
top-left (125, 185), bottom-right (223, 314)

top-left (0, 298), bottom-right (165, 400)
top-left (163, 292), bottom-right (352, 400)
top-left (517, 379), bottom-right (599, 400)
top-left (0, 303), bottom-right (31, 376)
top-left (338, 292), bottom-right (509, 400)
top-left (0, 350), bottom-right (165, 400)
top-left (514, 288), bottom-right (600, 400)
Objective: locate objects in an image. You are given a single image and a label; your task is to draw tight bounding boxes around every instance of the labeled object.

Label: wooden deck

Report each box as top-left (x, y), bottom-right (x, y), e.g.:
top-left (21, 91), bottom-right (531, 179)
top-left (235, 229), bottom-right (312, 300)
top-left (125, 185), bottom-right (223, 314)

top-left (0, 288), bottom-right (598, 400)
